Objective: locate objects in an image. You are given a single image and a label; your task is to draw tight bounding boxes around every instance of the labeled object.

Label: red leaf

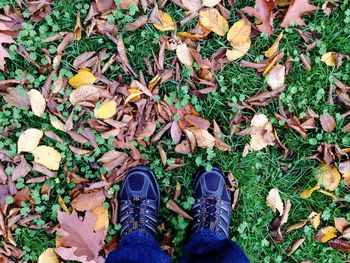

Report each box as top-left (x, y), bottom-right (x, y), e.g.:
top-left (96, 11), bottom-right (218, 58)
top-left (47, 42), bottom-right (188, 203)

top-left (320, 114), bottom-right (336, 133)
top-left (184, 114), bottom-right (210, 129)
top-left (280, 0), bottom-right (317, 28)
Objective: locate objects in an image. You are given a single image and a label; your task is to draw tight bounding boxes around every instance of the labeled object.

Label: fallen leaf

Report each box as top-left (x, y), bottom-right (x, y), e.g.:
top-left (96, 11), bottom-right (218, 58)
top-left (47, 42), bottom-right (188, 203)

top-left (199, 8), bottom-right (229, 36)
top-left (334, 217), bottom-right (349, 233)
top-left (309, 212), bottom-right (321, 229)
top-left (226, 39), bottom-right (251, 61)
top-left (315, 226), bottom-right (337, 243)
top-left (28, 89), bottom-right (46, 117)
top-left (157, 145), bottom-right (167, 166)
top-left (329, 239), bottom-right (350, 253)
top-left (300, 183), bottom-right (320, 198)
top-left (266, 188), bottom-right (284, 215)
top-left (69, 84), bottom-right (100, 106)
top-left (12, 155), bottom-right (31, 181)
top-left (124, 89), bottom-right (143, 105)
top-left (321, 52), bottom-right (336, 67)
top-left (0, 32), bottom-right (16, 71)
top-left (287, 238), bottom-right (305, 256)
top-left (227, 19), bottom-right (251, 47)
top-left (176, 44), bottom-right (194, 67)
top-left (92, 206), bottom-right (109, 232)
top-left (152, 10), bottom-right (175, 31)
top-left (339, 160), bottom-right (350, 187)
top-left (320, 114), bottom-right (336, 132)
top-left (38, 248), bottom-right (60, 263)
top-left (50, 115), bottom-right (65, 131)
top-left (17, 128), bottom-right (43, 153)
top-left (186, 127), bottom-right (216, 148)
top-left (71, 191), bottom-right (106, 211)
top-left (286, 220), bottom-right (308, 232)
top-left (300, 54), bottom-right (312, 71)
top-left (317, 189), bottom-right (340, 201)
top-left (280, 0), bottom-right (317, 28)
top-left (267, 64), bottom-right (285, 90)
top-left (32, 145), bottom-right (61, 170)
top-left (249, 114), bottom-right (275, 151)
top-left (123, 15), bottom-right (148, 31)
top-left (203, 0), bottom-right (221, 7)
top-left (68, 68), bottom-right (97, 88)
top-left (94, 101), bottom-right (117, 119)
top-left (3, 87), bottom-right (30, 109)
top-left (55, 210), bottom-right (106, 262)
top-left (58, 194), bottom-right (70, 213)
top-left (182, 0), bottom-right (203, 12)
top-left (265, 32), bottom-right (283, 58)
top-left (314, 164), bottom-right (341, 191)
top-left (242, 0), bottom-right (275, 36)
top-left (166, 199), bottom-right (193, 220)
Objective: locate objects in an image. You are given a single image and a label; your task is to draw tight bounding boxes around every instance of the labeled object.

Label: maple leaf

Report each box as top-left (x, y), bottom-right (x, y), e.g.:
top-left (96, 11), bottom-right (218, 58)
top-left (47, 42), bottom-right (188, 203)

top-left (241, 0), bottom-right (276, 36)
top-left (55, 210), bottom-right (106, 263)
top-left (280, 0), bottom-right (317, 28)
top-left (0, 33), bottom-right (15, 71)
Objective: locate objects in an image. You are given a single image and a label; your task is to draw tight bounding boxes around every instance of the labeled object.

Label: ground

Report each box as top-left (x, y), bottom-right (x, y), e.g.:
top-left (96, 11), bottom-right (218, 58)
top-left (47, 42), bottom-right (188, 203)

top-left (1, 0), bottom-right (350, 262)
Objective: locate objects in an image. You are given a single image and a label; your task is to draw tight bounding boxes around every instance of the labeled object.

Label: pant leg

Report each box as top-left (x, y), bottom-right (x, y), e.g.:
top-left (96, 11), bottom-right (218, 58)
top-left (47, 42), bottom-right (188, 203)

top-left (180, 229), bottom-right (250, 263)
top-left (106, 230), bottom-right (172, 263)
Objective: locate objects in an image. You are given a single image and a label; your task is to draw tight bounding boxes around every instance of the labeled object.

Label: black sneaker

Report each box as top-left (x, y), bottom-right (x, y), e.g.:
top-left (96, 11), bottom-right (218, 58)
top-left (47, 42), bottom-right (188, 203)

top-left (191, 166), bottom-right (232, 238)
top-left (119, 166), bottom-right (160, 239)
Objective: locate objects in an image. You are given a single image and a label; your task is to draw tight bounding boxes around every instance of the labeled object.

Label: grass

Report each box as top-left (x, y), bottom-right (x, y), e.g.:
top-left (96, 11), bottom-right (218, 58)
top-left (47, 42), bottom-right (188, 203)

top-left (1, 0), bottom-right (350, 262)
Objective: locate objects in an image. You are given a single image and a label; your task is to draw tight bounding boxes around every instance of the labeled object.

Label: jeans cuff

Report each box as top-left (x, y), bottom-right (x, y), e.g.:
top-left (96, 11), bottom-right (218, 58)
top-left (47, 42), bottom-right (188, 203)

top-left (121, 230), bottom-right (159, 247)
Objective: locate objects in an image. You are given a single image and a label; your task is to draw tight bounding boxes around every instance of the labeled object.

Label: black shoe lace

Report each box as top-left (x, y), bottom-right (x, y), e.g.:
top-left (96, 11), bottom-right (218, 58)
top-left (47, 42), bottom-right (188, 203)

top-left (199, 195), bottom-right (222, 230)
top-left (126, 197), bottom-right (146, 235)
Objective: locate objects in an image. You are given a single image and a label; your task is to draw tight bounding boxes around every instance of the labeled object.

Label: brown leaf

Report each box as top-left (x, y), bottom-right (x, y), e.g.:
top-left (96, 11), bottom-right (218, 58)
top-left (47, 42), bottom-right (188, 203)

top-left (166, 199), bottom-right (193, 220)
top-left (334, 217), bottom-right (350, 233)
top-left (300, 54), bottom-right (312, 71)
top-left (71, 191), bottom-right (106, 211)
top-left (329, 239), bottom-right (350, 253)
top-left (280, 0), bottom-right (317, 28)
top-left (339, 160), bottom-right (350, 187)
top-left (242, 0), bottom-right (275, 36)
top-left (186, 127), bottom-right (216, 148)
top-left (314, 164), bottom-right (340, 191)
top-left (287, 238), bottom-right (305, 256)
top-left (171, 121), bottom-right (182, 144)
top-left (96, 0), bottom-right (115, 13)
top-left (157, 145), bottom-right (167, 166)
top-left (0, 32), bottom-right (16, 71)
top-left (320, 114), bottom-right (336, 133)
top-left (184, 114), bottom-right (210, 129)
top-left (12, 156), bottom-right (31, 181)
top-left (267, 64), bottom-right (285, 90)
top-left (176, 43), bottom-right (194, 66)
top-left (55, 210), bottom-right (106, 262)
top-left (3, 87), bottom-right (30, 109)
top-left (266, 188), bottom-right (284, 215)
top-left (123, 15), bottom-right (148, 31)
top-left (175, 139), bottom-right (192, 155)
top-left (286, 220), bottom-right (308, 232)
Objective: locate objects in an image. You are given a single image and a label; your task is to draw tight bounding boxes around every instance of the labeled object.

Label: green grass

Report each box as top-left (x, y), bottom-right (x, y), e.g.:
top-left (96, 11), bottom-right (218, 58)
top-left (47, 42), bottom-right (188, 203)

top-left (1, 0), bottom-right (350, 262)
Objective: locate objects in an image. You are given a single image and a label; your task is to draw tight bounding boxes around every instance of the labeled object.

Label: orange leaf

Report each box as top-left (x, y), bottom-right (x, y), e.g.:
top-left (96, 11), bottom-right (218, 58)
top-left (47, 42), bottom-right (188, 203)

top-left (199, 8), bottom-right (229, 36)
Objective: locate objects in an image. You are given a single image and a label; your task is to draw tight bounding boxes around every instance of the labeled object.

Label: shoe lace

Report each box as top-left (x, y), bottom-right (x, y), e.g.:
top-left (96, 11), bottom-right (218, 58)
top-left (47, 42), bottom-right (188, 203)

top-left (126, 197), bottom-right (147, 235)
top-left (199, 195), bottom-right (222, 230)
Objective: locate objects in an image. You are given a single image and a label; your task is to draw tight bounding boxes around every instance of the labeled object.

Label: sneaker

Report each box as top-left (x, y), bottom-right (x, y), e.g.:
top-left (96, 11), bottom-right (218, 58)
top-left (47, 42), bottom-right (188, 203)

top-left (119, 165), bottom-right (160, 239)
top-left (191, 166), bottom-right (232, 238)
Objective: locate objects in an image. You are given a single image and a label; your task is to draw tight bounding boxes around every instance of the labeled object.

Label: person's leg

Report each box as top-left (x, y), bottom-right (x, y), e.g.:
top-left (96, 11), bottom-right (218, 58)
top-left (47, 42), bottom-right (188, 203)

top-left (106, 166), bottom-right (171, 263)
top-left (180, 167), bottom-right (250, 263)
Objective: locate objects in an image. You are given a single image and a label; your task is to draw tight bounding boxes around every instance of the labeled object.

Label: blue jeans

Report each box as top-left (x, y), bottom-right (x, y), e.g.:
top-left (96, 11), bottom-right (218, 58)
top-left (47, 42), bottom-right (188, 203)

top-left (106, 229), bottom-right (250, 263)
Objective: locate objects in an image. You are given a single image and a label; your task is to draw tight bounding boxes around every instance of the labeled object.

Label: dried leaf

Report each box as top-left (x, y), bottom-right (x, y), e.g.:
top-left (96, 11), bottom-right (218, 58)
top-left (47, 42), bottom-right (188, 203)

top-left (186, 127), bottom-right (216, 148)
top-left (300, 183), bottom-right (320, 198)
top-left (309, 212), bottom-right (321, 229)
top-left (28, 89), bottom-right (46, 117)
top-left (50, 115), bottom-right (65, 131)
top-left (199, 8), bottom-right (229, 36)
top-left (12, 156), bottom-right (31, 181)
top-left (68, 68), bottom-right (97, 88)
top-left (329, 239), bottom-right (350, 253)
top-left (166, 199), bottom-right (193, 220)
top-left (227, 19), bottom-right (251, 47)
top-left (123, 15), bottom-right (148, 31)
top-left (320, 114), bottom-right (336, 132)
top-left (69, 84), bottom-right (100, 106)
top-left (315, 226), bottom-right (337, 243)
top-left (157, 145), bottom-right (167, 166)
top-left (267, 64), bottom-right (285, 90)
top-left (265, 32), bottom-right (283, 58)
top-left (38, 248), bottom-right (60, 263)
top-left (266, 188), bottom-right (284, 215)
top-left (32, 146), bottom-right (61, 171)
top-left (71, 191), bottom-right (105, 212)
top-left (203, 0), bottom-right (220, 7)
top-left (92, 206), bottom-right (109, 232)
top-left (286, 220), bottom-right (307, 232)
top-left (287, 238), bottom-right (305, 256)
top-left (226, 39), bottom-right (251, 61)
top-left (152, 10), bottom-right (175, 31)
top-left (314, 164), bottom-right (341, 191)
top-left (94, 101), bottom-right (117, 119)
top-left (58, 194), bottom-right (70, 213)
top-left (0, 32), bottom-right (16, 71)
top-left (280, 0), bottom-right (317, 28)
top-left (17, 128), bottom-right (43, 153)
top-left (176, 43), bottom-right (194, 66)
top-left (321, 52), bottom-right (336, 67)
top-left (55, 210), bottom-right (106, 262)
top-left (249, 114), bottom-right (275, 151)
top-left (334, 217), bottom-right (349, 233)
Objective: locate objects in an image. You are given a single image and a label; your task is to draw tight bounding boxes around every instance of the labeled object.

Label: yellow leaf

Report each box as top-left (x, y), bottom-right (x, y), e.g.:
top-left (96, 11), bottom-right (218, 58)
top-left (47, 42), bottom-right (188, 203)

top-left (153, 10), bottom-right (175, 31)
top-left (28, 89), bottom-right (46, 117)
top-left (266, 188), bottom-right (284, 215)
top-left (314, 164), bottom-right (341, 191)
top-left (227, 19), bottom-right (251, 46)
top-left (148, 74), bottom-right (161, 92)
top-left (263, 53), bottom-right (281, 76)
top-left (317, 189), bottom-right (340, 201)
top-left (32, 145), bottom-right (61, 170)
top-left (315, 226), bottom-right (337, 243)
top-left (265, 32), bottom-right (283, 58)
top-left (308, 212), bottom-right (321, 229)
top-left (176, 43), bottom-right (194, 66)
top-left (124, 89), bottom-right (143, 105)
top-left (92, 206), bottom-right (109, 231)
top-left (50, 115), bottom-right (65, 131)
top-left (199, 8), bottom-right (229, 36)
top-left (226, 39), bottom-right (251, 61)
top-left (68, 68), bottom-right (97, 88)
top-left (300, 183), bottom-right (320, 198)
top-left (321, 52), bottom-right (336, 67)
top-left (58, 194), bottom-right (70, 213)
top-left (38, 248), bottom-right (60, 263)
top-left (17, 128), bottom-right (43, 153)
top-left (94, 101), bottom-right (117, 119)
